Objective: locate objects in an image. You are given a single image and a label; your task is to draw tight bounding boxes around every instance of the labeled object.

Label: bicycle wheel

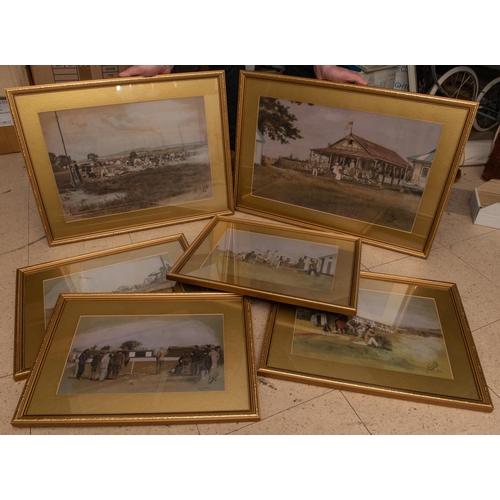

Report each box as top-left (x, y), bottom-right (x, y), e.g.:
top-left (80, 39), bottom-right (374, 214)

top-left (429, 66), bottom-right (479, 101)
top-left (473, 76), bottom-right (500, 132)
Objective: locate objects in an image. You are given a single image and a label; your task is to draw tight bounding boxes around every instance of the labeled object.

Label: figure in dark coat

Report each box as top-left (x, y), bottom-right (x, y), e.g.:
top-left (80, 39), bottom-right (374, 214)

top-left (90, 353), bottom-right (102, 380)
top-left (77, 349), bottom-right (90, 380)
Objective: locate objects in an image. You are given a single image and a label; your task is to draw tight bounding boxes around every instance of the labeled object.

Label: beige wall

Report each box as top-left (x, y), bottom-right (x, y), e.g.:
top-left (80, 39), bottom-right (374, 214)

top-left (0, 66), bottom-right (30, 97)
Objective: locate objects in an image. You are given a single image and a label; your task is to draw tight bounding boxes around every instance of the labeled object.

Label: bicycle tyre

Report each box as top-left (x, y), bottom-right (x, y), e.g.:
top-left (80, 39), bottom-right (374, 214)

top-left (473, 76), bottom-right (500, 132)
top-left (429, 66), bottom-right (479, 101)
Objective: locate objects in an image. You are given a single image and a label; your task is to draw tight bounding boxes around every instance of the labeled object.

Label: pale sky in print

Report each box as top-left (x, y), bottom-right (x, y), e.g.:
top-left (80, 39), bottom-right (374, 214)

top-left (43, 252), bottom-right (173, 312)
top-left (259, 98), bottom-right (443, 162)
top-left (39, 96), bottom-right (207, 161)
top-left (70, 314), bottom-right (224, 352)
top-left (357, 288), bottom-right (441, 332)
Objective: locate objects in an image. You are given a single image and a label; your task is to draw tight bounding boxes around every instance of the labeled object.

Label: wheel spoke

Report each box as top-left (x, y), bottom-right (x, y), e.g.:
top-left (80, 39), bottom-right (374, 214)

top-left (430, 67), bottom-right (478, 101)
top-left (474, 76), bottom-right (500, 131)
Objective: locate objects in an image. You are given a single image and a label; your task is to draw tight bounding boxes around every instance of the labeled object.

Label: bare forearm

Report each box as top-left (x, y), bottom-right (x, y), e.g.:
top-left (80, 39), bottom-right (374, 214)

top-left (119, 65), bottom-right (174, 77)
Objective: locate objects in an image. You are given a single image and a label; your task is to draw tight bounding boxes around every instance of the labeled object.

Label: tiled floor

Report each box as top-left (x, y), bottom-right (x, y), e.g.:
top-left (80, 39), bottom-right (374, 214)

top-left (1, 152), bottom-right (500, 435)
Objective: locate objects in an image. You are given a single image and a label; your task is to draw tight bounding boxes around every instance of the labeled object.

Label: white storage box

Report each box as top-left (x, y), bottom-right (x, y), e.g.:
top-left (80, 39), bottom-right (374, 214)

top-left (470, 179), bottom-right (500, 228)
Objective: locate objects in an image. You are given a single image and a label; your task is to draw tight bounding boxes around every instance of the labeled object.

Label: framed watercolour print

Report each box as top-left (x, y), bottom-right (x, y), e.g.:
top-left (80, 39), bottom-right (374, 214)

top-left (258, 272), bottom-right (493, 412)
top-left (6, 71), bottom-right (234, 246)
top-left (168, 215), bottom-right (361, 315)
top-left (14, 234), bottom-right (190, 381)
top-left (234, 71), bottom-right (478, 258)
top-left (12, 293), bottom-right (259, 426)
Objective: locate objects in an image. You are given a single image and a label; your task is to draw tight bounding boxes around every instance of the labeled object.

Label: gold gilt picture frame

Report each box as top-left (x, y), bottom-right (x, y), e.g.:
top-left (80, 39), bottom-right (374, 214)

top-left (14, 234), bottom-right (190, 381)
top-left (12, 293), bottom-right (259, 427)
top-left (234, 71), bottom-right (478, 258)
top-left (168, 215), bottom-right (361, 315)
top-left (6, 71), bottom-right (234, 246)
top-left (258, 271), bottom-right (492, 412)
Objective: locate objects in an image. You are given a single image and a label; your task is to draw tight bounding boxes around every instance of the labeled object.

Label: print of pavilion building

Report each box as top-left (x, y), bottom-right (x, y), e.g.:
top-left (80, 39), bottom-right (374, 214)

top-left (308, 132), bottom-right (433, 191)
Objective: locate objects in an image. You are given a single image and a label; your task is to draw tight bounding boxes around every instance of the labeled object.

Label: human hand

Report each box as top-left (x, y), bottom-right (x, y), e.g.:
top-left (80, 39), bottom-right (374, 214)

top-left (313, 65), bottom-right (368, 85)
top-left (119, 65), bottom-right (174, 77)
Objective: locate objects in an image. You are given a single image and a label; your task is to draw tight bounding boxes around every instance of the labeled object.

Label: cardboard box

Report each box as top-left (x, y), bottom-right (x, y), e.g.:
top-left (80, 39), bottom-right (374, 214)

top-left (0, 126), bottom-right (20, 155)
top-left (30, 65), bottom-right (131, 84)
top-left (357, 65), bottom-right (398, 89)
top-left (0, 66), bottom-right (30, 98)
top-left (470, 179), bottom-right (500, 229)
top-left (0, 99), bottom-right (20, 155)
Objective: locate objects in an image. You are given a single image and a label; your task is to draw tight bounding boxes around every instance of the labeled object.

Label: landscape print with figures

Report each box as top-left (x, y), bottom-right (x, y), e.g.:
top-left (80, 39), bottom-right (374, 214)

top-left (42, 251), bottom-right (177, 328)
top-left (39, 97), bottom-right (212, 222)
top-left (292, 288), bottom-right (453, 379)
top-left (253, 97), bottom-right (443, 232)
top-left (58, 314), bottom-right (225, 395)
top-left (198, 228), bottom-right (339, 293)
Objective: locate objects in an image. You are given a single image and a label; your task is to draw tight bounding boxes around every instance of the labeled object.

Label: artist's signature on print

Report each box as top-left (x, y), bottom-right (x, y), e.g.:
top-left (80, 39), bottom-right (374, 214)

top-left (208, 370), bottom-right (220, 385)
top-left (427, 361), bottom-right (439, 373)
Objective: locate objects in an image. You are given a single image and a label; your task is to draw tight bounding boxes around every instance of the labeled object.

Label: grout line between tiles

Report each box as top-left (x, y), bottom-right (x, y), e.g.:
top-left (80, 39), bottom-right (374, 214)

top-left (488, 386), bottom-right (499, 400)
top-left (448, 228), bottom-right (498, 245)
top-left (223, 388), bottom-right (340, 434)
top-left (471, 318), bottom-right (500, 334)
top-left (1, 236), bottom-right (46, 259)
top-left (447, 244), bottom-right (500, 291)
top-left (340, 391), bottom-right (373, 435)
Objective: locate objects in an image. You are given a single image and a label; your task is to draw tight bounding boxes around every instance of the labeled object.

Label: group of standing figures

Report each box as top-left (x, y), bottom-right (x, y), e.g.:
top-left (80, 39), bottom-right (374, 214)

top-left (74, 349), bottom-right (126, 382)
top-left (242, 250), bottom-right (321, 276)
top-left (72, 344), bottom-right (225, 382)
top-left (168, 345), bottom-right (224, 378)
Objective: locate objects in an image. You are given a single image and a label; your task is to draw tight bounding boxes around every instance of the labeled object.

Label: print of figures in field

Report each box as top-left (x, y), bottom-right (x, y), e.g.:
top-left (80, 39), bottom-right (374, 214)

top-left (58, 314), bottom-right (225, 395)
top-left (43, 252), bottom-right (177, 328)
top-left (254, 97), bottom-right (443, 232)
top-left (40, 97), bottom-right (212, 222)
top-left (292, 289), bottom-right (452, 379)
top-left (199, 229), bottom-right (338, 293)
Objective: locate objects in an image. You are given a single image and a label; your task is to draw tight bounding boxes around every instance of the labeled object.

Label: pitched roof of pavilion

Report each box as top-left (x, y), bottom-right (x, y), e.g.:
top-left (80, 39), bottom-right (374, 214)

top-left (310, 133), bottom-right (407, 168)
